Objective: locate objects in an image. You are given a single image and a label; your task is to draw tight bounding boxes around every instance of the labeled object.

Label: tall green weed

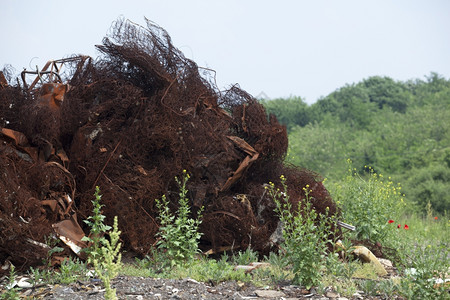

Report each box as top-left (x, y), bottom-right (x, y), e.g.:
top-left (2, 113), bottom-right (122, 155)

top-left (82, 187), bottom-right (122, 300)
top-left (155, 170), bottom-right (203, 268)
top-left (82, 186), bottom-right (112, 263)
top-left (267, 175), bottom-right (335, 289)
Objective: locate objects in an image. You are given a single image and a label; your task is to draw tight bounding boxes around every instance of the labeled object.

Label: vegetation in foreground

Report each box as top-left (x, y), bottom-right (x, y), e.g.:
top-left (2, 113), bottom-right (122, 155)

top-left (2, 169), bottom-right (448, 300)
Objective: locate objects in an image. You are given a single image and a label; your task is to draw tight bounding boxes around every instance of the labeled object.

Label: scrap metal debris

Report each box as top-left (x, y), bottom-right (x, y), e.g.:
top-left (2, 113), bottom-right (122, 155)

top-left (0, 18), bottom-right (339, 273)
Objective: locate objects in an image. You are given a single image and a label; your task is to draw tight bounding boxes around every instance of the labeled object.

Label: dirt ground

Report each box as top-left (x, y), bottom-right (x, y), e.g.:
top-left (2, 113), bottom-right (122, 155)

top-left (1, 253), bottom-right (404, 300)
top-left (2, 274), bottom-right (404, 300)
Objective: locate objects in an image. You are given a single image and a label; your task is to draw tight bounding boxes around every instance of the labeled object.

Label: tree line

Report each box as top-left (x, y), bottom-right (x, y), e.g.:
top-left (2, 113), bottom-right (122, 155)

top-left (261, 73), bottom-right (450, 213)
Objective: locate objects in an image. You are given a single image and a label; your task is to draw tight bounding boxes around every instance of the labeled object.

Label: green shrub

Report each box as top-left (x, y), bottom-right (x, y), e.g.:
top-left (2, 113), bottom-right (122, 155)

top-left (330, 160), bottom-right (406, 244)
top-left (155, 170), bottom-right (204, 268)
top-left (404, 163), bottom-right (450, 213)
top-left (267, 175), bottom-right (335, 289)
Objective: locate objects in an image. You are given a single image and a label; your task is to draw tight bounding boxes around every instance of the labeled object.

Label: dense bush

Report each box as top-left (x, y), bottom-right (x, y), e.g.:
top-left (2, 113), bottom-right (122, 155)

top-left (329, 160), bottom-right (405, 243)
top-left (263, 73), bottom-right (450, 213)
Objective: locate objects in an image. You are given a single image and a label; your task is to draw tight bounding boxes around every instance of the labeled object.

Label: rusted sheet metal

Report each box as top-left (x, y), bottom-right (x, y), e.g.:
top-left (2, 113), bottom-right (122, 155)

top-left (0, 128), bottom-right (39, 162)
top-left (0, 71), bottom-right (8, 88)
top-left (52, 213), bottom-right (87, 258)
top-left (227, 135), bottom-right (258, 156)
top-left (43, 194), bottom-right (74, 219)
top-left (220, 136), bottom-right (260, 192)
top-left (1, 128), bottom-right (29, 146)
top-left (37, 83), bottom-right (68, 110)
top-left (1, 125), bottom-right (70, 166)
top-left (41, 199), bottom-right (58, 212)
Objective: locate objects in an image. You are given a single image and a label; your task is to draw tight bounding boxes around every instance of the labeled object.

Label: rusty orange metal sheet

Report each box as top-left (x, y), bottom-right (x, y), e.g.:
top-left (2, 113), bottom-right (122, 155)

top-left (226, 136), bottom-right (258, 156)
top-left (0, 128), bottom-right (39, 161)
top-left (52, 213), bottom-right (87, 257)
top-left (0, 71), bottom-right (7, 88)
top-left (221, 136), bottom-right (259, 192)
top-left (38, 83), bottom-right (68, 110)
top-left (1, 128), bottom-right (29, 146)
top-left (41, 199), bottom-right (58, 212)
top-left (220, 153), bottom-right (259, 192)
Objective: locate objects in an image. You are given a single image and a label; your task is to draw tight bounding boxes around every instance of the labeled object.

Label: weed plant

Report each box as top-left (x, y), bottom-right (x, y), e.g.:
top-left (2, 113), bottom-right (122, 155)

top-left (1, 265), bottom-right (19, 300)
top-left (82, 186), bottom-right (112, 264)
top-left (230, 247), bottom-right (259, 266)
top-left (57, 258), bottom-right (90, 284)
top-left (172, 257), bottom-right (250, 284)
top-left (127, 253), bottom-right (294, 288)
top-left (25, 253), bottom-right (89, 287)
top-left (155, 170), bottom-right (204, 268)
top-left (255, 251), bottom-right (293, 285)
top-left (267, 175), bottom-right (335, 289)
top-left (43, 235), bottom-right (64, 267)
top-left (397, 243), bottom-right (449, 299)
top-left (391, 214), bottom-right (450, 299)
top-left (83, 187), bottom-right (122, 300)
top-left (92, 216), bottom-right (122, 300)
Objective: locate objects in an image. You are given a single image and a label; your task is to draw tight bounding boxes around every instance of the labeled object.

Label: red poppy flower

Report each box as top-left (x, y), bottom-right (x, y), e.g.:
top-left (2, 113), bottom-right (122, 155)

top-left (397, 224), bottom-right (401, 228)
top-left (434, 216), bottom-right (438, 220)
top-left (404, 224), bottom-right (409, 229)
top-left (388, 220), bottom-right (394, 224)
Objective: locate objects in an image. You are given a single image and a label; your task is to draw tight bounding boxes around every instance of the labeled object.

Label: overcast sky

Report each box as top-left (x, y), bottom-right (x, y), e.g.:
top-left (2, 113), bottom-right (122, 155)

top-left (1, 0), bottom-right (449, 104)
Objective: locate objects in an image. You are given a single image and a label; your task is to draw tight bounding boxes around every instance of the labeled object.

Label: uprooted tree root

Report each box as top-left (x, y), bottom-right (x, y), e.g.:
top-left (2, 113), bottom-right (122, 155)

top-left (0, 18), bottom-right (339, 273)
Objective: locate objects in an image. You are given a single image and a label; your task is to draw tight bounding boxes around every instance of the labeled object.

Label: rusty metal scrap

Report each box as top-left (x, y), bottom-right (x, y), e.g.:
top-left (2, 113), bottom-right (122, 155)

top-left (220, 136), bottom-right (259, 192)
top-left (52, 213), bottom-right (87, 258)
top-left (0, 18), bottom-right (339, 273)
top-left (0, 71), bottom-right (8, 89)
top-left (21, 56), bottom-right (90, 91)
top-left (1, 128), bottom-right (38, 161)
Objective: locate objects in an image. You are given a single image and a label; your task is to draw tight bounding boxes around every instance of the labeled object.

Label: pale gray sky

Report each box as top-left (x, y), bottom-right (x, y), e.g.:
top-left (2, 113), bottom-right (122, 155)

top-left (1, 0), bottom-right (449, 104)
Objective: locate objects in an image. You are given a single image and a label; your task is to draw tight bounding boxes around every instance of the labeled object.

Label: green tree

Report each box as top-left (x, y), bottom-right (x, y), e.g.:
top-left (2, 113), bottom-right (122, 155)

top-left (362, 76), bottom-right (410, 113)
top-left (310, 83), bottom-right (377, 129)
top-left (283, 74), bottom-right (450, 213)
top-left (260, 96), bottom-right (310, 131)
